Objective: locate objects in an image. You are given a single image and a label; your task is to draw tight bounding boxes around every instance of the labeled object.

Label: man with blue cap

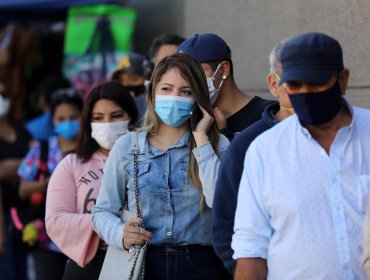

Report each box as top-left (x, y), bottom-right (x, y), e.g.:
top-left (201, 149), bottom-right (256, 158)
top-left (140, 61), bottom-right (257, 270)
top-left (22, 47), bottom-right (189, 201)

top-left (232, 32), bottom-right (370, 279)
top-left (177, 33), bottom-right (270, 140)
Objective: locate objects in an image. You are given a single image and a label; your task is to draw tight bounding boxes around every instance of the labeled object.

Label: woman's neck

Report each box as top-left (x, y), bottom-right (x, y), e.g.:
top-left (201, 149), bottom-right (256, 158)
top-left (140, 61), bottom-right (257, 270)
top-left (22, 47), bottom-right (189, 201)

top-left (149, 123), bottom-right (189, 151)
top-left (0, 117), bottom-right (16, 143)
top-left (99, 147), bottom-right (110, 157)
top-left (58, 137), bottom-right (77, 153)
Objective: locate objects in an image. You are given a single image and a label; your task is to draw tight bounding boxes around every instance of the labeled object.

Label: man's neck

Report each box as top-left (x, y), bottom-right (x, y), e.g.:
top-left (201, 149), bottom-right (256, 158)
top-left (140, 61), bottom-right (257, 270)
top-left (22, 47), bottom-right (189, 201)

top-left (214, 80), bottom-right (252, 118)
top-left (305, 105), bottom-right (352, 154)
top-left (274, 107), bottom-right (294, 122)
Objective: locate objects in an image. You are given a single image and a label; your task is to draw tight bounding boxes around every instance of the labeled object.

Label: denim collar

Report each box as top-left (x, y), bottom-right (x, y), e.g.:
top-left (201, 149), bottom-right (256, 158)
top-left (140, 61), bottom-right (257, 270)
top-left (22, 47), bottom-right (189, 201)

top-left (135, 130), bottom-right (191, 159)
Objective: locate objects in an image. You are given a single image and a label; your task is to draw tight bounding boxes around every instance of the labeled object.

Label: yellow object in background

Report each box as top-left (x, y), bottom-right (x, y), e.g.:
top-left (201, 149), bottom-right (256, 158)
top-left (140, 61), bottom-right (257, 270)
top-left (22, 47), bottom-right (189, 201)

top-left (22, 222), bottom-right (38, 247)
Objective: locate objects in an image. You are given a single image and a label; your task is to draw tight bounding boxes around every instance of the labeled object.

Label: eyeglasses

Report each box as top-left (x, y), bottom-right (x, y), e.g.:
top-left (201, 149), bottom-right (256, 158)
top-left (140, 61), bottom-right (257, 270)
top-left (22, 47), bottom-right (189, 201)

top-left (51, 88), bottom-right (79, 103)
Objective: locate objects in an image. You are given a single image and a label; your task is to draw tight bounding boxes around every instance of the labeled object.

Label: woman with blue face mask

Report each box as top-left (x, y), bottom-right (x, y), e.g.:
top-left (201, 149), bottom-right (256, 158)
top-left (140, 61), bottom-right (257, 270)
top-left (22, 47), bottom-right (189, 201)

top-left (17, 88), bottom-right (83, 280)
top-left (92, 53), bottom-right (230, 279)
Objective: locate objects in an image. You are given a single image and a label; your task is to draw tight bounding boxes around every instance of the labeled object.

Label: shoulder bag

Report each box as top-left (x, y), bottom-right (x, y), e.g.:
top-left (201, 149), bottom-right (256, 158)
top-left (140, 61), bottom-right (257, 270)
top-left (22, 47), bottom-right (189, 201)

top-left (99, 131), bottom-right (146, 280)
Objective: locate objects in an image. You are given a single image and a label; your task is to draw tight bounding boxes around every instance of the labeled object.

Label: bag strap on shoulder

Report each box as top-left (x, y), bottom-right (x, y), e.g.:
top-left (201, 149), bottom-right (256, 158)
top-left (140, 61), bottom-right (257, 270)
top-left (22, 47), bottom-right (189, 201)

top-left (128, 131), bottom-right (142, 221)
top-left (129, 131), bottom-right (139, 155)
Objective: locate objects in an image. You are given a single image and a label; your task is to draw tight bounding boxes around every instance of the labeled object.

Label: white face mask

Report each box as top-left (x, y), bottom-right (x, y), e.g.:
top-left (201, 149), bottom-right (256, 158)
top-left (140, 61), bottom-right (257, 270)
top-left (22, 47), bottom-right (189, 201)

top-left (0, 95), bottom-right (10, 117)
top-left (206, 63), bottom-right (226, 105)
top-left (91, 120), bottom-right (129, 150)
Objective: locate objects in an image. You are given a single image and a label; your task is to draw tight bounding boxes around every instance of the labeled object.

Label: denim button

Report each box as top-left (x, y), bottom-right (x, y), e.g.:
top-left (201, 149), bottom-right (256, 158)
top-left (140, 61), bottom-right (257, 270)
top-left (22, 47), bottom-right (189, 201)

top-left (167, 232), bottom-right (172, 236)
top-left (168, 210), bottom-right (173, 215)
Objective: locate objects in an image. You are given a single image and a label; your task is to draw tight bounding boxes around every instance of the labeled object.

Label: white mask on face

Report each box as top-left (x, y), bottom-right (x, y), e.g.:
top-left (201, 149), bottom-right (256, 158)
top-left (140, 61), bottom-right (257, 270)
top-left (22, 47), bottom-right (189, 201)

top-left (91, 120), bottom-right (129, 150)
top-left (0, 95), bottom-right (10, 117)
top-left (206, 63), bottom-right (226, 105)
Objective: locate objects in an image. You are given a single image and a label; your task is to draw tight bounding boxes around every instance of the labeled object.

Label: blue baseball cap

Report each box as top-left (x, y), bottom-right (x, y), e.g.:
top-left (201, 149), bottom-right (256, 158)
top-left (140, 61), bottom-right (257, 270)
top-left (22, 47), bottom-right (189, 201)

top-left (115, 52), bottom-right (147, 76)
top-left (279, 32), bottom-right (344, 85)
top-left (177, 33), bottom-right (231, 63)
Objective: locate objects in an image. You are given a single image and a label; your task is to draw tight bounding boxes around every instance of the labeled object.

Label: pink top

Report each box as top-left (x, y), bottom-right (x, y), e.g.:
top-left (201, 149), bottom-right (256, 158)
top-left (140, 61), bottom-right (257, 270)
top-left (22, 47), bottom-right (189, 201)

top-left (45, 151), bottom-right (107, 267)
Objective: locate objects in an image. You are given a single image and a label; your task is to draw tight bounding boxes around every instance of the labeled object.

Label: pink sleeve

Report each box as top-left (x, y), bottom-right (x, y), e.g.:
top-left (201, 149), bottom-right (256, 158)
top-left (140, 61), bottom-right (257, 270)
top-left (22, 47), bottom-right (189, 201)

top-left (45, 155), bottom-right (99, 267)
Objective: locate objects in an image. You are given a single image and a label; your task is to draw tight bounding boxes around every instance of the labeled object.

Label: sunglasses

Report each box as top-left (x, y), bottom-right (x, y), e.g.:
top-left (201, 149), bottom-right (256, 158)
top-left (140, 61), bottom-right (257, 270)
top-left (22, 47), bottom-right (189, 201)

top-left (51, 88), bottom-right (79, 102)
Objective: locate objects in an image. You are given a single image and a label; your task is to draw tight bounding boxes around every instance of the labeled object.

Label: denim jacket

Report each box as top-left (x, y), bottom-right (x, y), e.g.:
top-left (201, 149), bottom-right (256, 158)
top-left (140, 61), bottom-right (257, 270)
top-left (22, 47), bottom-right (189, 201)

top-left (92, 130), bottom-right (229, 249)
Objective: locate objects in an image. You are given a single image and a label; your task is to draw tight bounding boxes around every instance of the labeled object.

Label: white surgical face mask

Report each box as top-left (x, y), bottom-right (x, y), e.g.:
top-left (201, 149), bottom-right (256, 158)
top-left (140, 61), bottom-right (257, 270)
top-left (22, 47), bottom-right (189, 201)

top-left (91, 120), bottom-right (129, 150)
top-left (0, 94), bottom-right (10, 117)
top-left (206, 63), bottom-right (226, 105)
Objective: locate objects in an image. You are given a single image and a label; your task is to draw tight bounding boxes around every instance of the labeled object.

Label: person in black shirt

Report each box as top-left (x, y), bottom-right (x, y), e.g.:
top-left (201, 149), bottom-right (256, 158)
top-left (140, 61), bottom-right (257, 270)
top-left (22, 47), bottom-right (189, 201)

top-left (0, 87), bottom-right (32, 280)
top-left (212, 38), bottom-right (294, 277)
top-left (178, 33), bottom-right (271, 140)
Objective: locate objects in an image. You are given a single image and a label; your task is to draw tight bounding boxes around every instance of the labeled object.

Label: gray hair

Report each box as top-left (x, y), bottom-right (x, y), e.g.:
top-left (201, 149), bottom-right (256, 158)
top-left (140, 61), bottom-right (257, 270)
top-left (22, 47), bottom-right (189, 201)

top-left (269, 37), bottom-right (291, 76)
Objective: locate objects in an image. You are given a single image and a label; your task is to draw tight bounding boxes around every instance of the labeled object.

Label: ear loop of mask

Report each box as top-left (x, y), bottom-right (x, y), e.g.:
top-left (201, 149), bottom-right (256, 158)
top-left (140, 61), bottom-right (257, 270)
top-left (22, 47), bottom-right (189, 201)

top-left (212, 63), bottom-right (227, 89)
top-left (272, 71), bottom-right (294, 113)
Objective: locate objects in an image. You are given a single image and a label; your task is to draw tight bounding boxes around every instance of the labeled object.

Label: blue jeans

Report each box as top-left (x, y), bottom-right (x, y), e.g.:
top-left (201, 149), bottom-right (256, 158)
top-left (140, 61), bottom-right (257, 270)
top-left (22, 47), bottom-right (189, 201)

top-left (144, 245), bottom-right (230, 280)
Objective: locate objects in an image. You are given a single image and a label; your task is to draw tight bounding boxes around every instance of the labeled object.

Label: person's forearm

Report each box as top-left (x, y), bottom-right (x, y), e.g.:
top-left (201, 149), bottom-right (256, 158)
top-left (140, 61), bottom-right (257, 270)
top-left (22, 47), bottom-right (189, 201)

top-left (0, 159), bottom-right (22, 183)
top-left (18, 179), bottom-right (47, 200)
top-left (235, 258), bottom-right (267, 280)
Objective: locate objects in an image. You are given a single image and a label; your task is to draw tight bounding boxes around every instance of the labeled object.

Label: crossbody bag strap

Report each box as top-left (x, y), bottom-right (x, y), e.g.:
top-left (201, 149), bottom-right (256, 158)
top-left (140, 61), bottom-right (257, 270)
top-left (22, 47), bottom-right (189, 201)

top-left (129, 132), bottom-right (142, 220)
top-left (129, 131), bottom-right (146, 280)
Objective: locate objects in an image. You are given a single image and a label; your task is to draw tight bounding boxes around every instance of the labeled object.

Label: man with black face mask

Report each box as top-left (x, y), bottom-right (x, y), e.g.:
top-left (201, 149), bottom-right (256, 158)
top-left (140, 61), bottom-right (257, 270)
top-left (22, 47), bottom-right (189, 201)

top-left (111, 52), bottom-right (149, 120)
top-left (232, 32), bottom-right (370, 280)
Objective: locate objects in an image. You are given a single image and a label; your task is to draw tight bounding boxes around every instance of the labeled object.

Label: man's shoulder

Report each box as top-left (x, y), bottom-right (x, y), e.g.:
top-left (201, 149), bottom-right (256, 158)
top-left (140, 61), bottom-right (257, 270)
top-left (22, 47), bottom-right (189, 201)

top-left (244, 96), bottom-right (274, 113)
top-left (354, 106), bottom-right (370, 119)
top-left (230, 117), bottom-right (275, 151)
top-left (247, 115), bottom-right (297, 153)
top-left (353, 106), bottom-right (370, 133)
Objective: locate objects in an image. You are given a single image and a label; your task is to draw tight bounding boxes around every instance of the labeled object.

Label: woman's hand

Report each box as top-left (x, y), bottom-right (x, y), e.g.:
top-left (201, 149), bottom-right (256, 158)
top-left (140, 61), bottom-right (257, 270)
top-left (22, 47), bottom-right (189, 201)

top-left (192, 105), bottom-right (214, 146)
top-left (122, 217), bottom-right (152, 250)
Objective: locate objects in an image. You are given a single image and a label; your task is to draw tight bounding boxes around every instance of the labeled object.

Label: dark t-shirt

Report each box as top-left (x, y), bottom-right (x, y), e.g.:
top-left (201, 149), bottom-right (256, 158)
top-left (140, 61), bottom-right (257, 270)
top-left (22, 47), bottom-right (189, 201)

top-left (223, 96), bottom-right (272, 140)
top-left (0, 123), bottom-right (32, 213)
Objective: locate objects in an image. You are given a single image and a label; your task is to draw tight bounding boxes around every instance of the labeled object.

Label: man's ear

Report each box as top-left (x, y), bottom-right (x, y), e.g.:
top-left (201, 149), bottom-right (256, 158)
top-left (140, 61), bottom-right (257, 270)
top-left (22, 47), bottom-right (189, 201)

top-left (220, 61), bottom-right (231, 78)
top-left (339, 68), bottom-right (350, 96)
top-left (267, 74), bottom-right (279, 98)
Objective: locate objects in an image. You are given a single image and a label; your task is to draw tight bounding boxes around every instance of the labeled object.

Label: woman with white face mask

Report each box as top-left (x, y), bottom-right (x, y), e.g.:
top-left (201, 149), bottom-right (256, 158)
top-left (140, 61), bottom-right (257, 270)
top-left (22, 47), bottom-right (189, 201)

top-left (45, 81), bottom-right (139, 280)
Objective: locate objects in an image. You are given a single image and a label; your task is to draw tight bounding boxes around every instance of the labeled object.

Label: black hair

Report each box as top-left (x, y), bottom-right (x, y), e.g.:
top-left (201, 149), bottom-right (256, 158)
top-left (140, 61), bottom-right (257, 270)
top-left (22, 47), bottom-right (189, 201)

top-left (75, 81), bottom-right (139, 162)
top-left (208, 59), bottom-right (234, 79)
top-left (49, 88), bottom-right (84, 118)
top-left (36, 75), bottom-right (71, 107)
top-left (148, 33), bottom-right (185, 61)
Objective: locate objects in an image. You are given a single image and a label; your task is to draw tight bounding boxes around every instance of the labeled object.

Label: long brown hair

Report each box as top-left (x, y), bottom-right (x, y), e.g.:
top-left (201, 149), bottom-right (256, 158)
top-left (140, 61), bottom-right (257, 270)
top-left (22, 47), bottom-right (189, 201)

top-left (142, 53), bottom-right (220, 190)
top-left (76, 81), bottom-right (139, 162)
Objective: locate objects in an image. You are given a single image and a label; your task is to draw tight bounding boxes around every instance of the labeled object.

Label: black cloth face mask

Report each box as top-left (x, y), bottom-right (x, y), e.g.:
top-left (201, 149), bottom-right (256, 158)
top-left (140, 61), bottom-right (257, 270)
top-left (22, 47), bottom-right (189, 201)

top-left (288, 81), bottom-right (342, 126)
top-left (127, 85), bottom-right (145, 97)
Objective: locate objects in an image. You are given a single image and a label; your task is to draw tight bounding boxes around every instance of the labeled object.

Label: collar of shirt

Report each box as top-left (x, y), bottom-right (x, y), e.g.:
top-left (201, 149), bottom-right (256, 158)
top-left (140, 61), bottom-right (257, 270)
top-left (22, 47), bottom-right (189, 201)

top-left (141, 130), bottom-right (191, 159)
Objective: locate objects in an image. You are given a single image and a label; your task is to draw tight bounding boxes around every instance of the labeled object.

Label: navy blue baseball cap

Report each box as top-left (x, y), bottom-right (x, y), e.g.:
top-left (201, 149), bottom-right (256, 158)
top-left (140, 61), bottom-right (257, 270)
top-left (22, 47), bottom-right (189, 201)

top-left (279, 32), bottom-right (344, 85)
top-left (177, 33), bottom-right (232, 63)
top-left (115, 52), bottom-right (147, 76)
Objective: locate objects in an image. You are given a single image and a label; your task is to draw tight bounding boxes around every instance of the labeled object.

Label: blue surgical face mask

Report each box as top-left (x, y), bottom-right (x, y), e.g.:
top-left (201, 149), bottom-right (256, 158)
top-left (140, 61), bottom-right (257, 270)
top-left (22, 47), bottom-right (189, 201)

top-left (288, 81), bottom-right (342, 126)
top-left (54, 120), bottom-right (80, 140)
top-left (155, 96), bottom-right (195, 127)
